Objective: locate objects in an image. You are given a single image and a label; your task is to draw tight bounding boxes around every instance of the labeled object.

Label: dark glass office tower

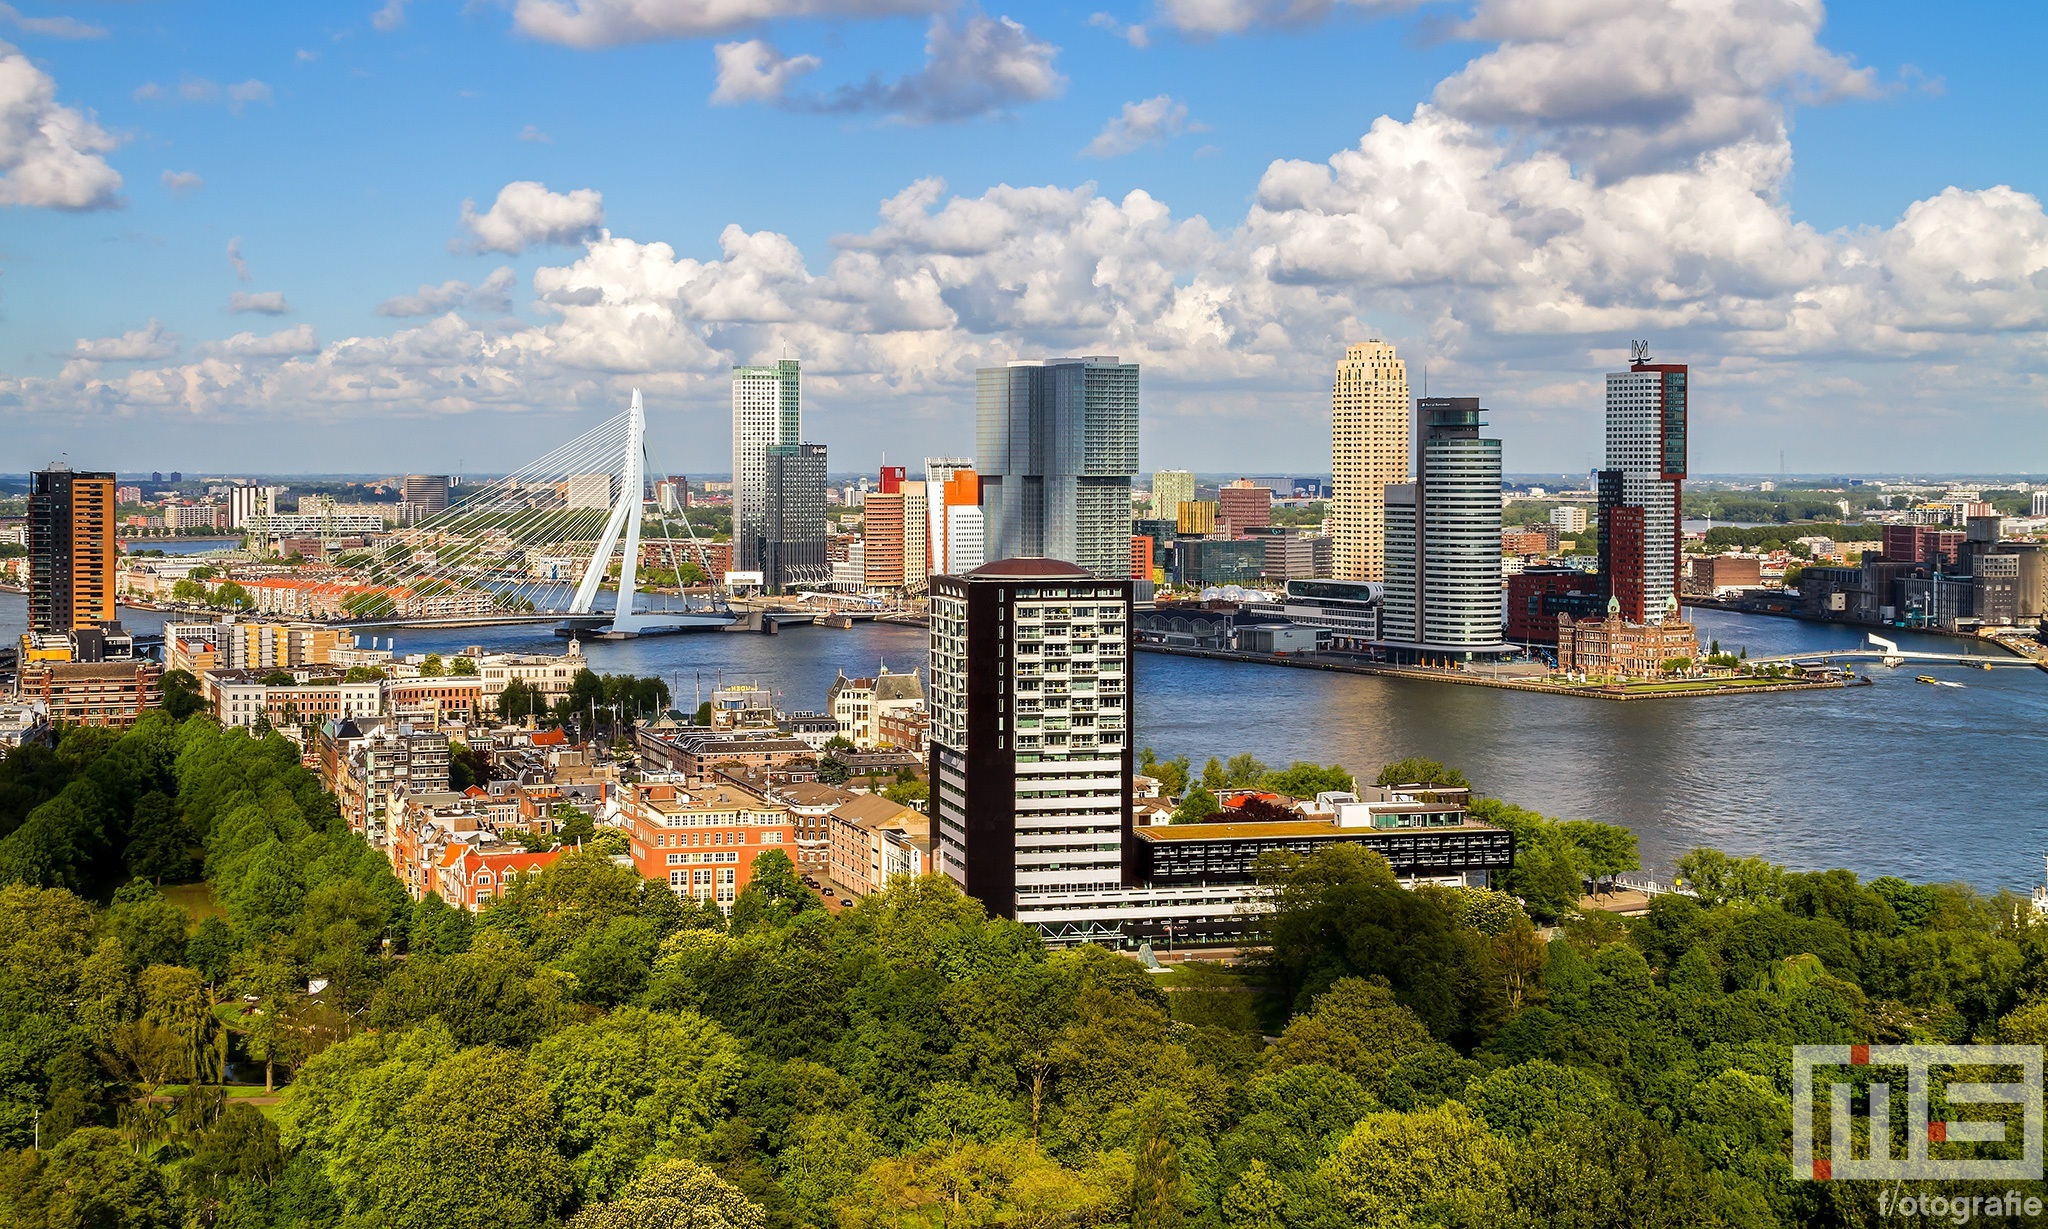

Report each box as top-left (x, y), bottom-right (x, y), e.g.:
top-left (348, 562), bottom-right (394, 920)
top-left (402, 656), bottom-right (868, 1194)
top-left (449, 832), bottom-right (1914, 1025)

top-left (975, 356), bottom-right (1139, 579)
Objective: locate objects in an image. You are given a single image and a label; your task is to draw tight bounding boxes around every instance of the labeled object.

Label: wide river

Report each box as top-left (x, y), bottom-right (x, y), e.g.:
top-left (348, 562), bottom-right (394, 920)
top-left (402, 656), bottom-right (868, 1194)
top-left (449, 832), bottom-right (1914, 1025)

top-left (6, 592), bottom-right (2044, 891)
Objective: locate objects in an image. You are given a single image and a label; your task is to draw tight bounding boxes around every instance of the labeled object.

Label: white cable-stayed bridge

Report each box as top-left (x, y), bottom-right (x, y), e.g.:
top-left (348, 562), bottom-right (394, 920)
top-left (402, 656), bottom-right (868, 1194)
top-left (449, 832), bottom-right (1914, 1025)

top-left (306, 390), bottom-right (737, 638)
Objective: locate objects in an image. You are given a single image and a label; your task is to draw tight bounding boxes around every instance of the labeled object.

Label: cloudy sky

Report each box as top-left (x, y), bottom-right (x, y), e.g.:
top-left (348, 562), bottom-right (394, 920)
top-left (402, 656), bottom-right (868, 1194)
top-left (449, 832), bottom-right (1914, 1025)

top-left (1, 0), bottom-right (2043, 478)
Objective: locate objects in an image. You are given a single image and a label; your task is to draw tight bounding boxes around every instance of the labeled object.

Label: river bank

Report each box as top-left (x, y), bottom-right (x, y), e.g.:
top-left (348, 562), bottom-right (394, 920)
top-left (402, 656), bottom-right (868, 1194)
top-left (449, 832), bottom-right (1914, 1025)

top-left (1133, 643), bottom-right (1858, 700)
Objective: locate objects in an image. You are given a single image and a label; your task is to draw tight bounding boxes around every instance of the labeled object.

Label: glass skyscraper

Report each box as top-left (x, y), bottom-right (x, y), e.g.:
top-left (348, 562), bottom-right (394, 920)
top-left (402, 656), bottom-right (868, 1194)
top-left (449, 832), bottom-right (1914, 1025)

top-left (975, 356), bottom-right (1139, 579)
top-left (732, 359), bottom-right (802, 575)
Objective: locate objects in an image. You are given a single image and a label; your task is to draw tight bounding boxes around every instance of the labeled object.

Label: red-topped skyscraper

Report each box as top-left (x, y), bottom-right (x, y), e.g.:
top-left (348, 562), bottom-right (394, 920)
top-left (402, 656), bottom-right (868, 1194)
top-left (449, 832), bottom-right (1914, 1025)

top-left (1598, 341), bottom-right (1687, 623)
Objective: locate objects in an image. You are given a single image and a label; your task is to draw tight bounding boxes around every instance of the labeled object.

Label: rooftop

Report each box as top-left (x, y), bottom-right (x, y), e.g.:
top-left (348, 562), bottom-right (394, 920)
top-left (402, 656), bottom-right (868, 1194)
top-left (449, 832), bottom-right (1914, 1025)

top-left (963, 557), bottom-right (1096, 580)
top-left (1135, 816), bottom-right (1501, 842)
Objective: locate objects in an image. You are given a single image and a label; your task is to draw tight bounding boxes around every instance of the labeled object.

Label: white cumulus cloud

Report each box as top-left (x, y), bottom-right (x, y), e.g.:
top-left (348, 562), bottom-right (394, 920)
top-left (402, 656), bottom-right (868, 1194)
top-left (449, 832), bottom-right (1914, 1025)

top-left (160, 169), bottom-right (203, 195)
top-left (710, 39), bottom-right (821, 105)
top-left (727, 14), bottom-right (1064, 123)
top-left (1082, 94), bottom-right (1192, 157)
top-left (199, 324), bottom-right (320, 359)
top-left (1434, 0), bottom-right (1878, 177)
top-left (72, 319), bottom-right (179, 362)
top-left (1155, 0), bottom-right (1412, 36)
top-left (510, 0), bottom-right (944, 48)
top-left (461, 181), bottom-right (606, 255)
top-left (376, 267), bottom-right (519, 317)
top-left (0, 38), bottom-right (121, 210)
top-left (229, 291), bottom-right (291, 315)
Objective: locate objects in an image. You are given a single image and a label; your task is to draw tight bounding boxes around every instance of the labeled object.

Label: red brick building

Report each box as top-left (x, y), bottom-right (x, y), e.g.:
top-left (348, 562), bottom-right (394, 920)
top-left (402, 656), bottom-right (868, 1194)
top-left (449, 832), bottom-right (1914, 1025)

top-left (437, 846), bottom-right (564, 909)
top-left (1506, 569), bottom-right (1603, 644)
top-left (1881, 525), bottom-right (1966, 569)
top-left (621, 780), bottom-right (795, 908)
top-left (15, 661), bottom-right (161, 728)
top-left (1217, 481), bottom-right (1272, 536)
top-left (1603, 506), bottom-right (1647, 622)
top-left (1557, 611), bottom-right (1700, 678)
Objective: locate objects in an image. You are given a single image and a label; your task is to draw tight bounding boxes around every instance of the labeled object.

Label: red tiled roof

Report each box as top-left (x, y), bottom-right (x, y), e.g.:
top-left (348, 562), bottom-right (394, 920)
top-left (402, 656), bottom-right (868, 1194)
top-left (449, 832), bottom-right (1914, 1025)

top-left (532, 729), bottom-right (569, 747)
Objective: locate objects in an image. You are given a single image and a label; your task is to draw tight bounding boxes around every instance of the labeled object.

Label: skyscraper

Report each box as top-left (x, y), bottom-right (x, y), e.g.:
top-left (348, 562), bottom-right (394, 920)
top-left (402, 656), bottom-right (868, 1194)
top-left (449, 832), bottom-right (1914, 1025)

top-left (923, 457), bottom-right (975, 580)
top-left (1331, 340), bottom-right (1411, 581)
top-left (733, 359), bottom-right (802, 574)
top-left (1381, 398), bottom-right (1505, 657)
top-left (976, 356), bottom-right (1139, 578)
top-left (1149, 469), bottom-right (1194, 521)
top-left (28, 465), bottom-right (116, 634)
top-left (927, 559), bottom-right (1133, 918)
top-left (1599, 344), bottom-right (1688, 623)
top-left (758, 443), bottom-right (829, 592)
top-left (402, 475), bottom-right (451, 517)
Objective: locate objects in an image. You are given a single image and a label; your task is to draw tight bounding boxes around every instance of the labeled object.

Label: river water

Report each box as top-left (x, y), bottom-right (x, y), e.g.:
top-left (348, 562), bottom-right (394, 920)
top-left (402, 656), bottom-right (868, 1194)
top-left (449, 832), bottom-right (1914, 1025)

top-left (5, 593), bottom-right (2044, 891)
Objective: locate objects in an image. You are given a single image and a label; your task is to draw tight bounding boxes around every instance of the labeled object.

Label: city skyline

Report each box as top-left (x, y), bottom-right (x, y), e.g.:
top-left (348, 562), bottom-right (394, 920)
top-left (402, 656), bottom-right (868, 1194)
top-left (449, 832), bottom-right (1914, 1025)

top-left (1, 2), bottom-right (2043, 476)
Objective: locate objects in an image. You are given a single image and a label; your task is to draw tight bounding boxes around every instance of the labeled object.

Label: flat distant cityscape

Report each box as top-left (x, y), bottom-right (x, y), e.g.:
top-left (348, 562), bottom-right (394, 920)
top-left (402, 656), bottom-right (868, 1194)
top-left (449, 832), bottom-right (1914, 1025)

top-left (5, 332), bottom-right (2045, 939)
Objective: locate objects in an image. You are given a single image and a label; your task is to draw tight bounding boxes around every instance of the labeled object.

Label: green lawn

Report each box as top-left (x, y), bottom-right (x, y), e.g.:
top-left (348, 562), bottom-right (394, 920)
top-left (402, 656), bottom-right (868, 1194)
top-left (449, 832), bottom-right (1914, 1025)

top-left (161, 881), bottom-right (226, 922)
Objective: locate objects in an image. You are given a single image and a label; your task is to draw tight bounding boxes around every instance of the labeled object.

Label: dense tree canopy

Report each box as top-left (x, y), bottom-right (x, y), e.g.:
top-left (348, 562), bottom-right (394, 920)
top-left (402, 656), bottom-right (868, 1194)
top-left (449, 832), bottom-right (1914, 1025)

top-left (0, 720), bottom-right (2044, 1228)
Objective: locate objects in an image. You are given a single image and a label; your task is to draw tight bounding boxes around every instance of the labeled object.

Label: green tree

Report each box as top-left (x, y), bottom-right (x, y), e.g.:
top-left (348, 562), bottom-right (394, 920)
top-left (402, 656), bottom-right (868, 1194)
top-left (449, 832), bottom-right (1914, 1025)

top-left (728, 849), bottom-right (819, 932)
top-left (1266, 978), bottom-right (1434, 1095)
top-left (449, 656), bottom-right (478, 676)
top-left (158, 669), bottom-right (206, 720)
top-left (343, 666), bottom-right (386, 684)
top-left (213, 580), bottom-right (252, 608)
top-left (1171, 785), bottom-right (1220, 825)
top-left (569, 1159), bottom-right (766, 1229)
top-left (881, 778), bottom-right (930, 809)
top-left (420, 654), bottom-right (445, 678)
top-left (338, 1044), bottom-right (572, 1229)
top-left (13, 1126), bottom-right (179, 1228)
top-left (1676, 848), bottom-right (1786, 906)
top-left (1255, 761), bottom-right (1353, 799)
top-left (124, 792), bottom-right (196, 884)
top-left (1313, 1101), bottom-right (1501, 1226)
top-left (1375, 758), bottom-right (1471, 789)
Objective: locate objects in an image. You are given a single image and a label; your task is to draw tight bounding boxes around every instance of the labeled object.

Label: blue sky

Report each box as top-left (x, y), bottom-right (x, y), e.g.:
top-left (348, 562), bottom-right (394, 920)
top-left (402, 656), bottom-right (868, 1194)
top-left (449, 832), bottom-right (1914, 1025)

top-left (2, 0), bottom-right (2045, 478)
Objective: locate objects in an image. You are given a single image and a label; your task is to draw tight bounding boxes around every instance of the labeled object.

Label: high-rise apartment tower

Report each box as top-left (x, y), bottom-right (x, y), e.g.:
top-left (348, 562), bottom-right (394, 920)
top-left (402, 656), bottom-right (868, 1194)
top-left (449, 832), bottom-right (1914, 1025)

top-left (1331, 340), bottom-right (1411, 581)
top-left (927, 559), bottom-right (1134, 919)
top-left (1599, 344), bottom-right (1688, 623)
top-left (733, 359), bottom-right (802, 574)
top-left (28, 465), bottom-right (116, 634)
top-left (976, 356), bottom-right (1139, 579)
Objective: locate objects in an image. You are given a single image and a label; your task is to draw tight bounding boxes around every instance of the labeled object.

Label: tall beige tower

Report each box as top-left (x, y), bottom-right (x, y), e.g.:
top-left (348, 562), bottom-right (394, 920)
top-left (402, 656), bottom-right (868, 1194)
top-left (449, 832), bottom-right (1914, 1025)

top-left (1330, 339), bottom-right (1411, 580)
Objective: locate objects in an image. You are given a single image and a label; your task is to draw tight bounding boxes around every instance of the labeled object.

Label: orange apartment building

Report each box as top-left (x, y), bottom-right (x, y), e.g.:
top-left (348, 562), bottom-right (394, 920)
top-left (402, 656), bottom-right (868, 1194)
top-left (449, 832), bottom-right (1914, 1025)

top-left (28, 467), bottom-right (116, 633)
top-left (863, 490), bottom-right (906, 589)
top-left (621, 780), bottom-right (795, 908)
top-left (436, 845), bottom-right (564, 908)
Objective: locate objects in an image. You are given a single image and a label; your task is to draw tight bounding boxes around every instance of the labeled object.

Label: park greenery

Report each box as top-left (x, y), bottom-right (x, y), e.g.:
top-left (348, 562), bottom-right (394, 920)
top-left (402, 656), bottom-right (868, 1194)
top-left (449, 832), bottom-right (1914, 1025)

top-left (4, 714), bottom-right (2048, 1226)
